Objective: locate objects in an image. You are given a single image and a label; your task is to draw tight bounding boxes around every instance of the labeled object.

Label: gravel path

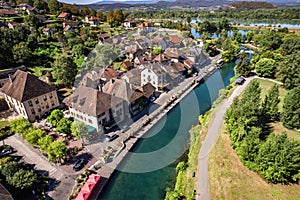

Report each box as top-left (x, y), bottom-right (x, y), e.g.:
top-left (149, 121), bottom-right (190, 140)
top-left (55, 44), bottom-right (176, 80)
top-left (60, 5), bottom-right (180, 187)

top-left (196, 76), bottom-right (255, 200)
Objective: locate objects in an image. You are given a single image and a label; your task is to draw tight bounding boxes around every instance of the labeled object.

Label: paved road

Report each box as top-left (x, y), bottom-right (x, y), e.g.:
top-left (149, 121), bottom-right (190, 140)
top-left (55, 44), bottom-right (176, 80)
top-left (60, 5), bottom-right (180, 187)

top-left (5, 135), bottom-right (57, 174)
top-left (196, 76), bottom-right (255, 200)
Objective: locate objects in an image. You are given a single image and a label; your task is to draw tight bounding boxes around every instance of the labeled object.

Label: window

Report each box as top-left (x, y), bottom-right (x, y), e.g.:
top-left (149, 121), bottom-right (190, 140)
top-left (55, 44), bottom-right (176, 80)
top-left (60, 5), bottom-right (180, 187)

top-left (43, 95), bottom-right (47, 101)
top-left (28, 100), bottom-right (33, 107)
top-left (49, 93), bottom-right (53, 99)
top-left (51, 101), bottom-right (55, 106)
top-left (37, 106), bottom-right (41, 112)
top-left (34, 98), bottom-right (39, 104)
top-left (88, 119), bottom-right (92, 123)
top-left (31, 108), bottom-right (35, 114)
top-left (153, 81), bottom-right (156, 85)
top-left (45, 102), bottom-right (49, 109)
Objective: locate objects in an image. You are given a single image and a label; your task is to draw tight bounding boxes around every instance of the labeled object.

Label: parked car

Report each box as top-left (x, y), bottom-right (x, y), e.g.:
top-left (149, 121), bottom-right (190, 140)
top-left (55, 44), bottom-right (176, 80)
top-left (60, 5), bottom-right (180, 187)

top-left (150, 96), bottom-right (156, 102)
top-left (105, 134), bottom-right (119, 142)
top-left (0, 148), bottom-right (12, 157)
top-left (73, 159), bottom-right (86, 171)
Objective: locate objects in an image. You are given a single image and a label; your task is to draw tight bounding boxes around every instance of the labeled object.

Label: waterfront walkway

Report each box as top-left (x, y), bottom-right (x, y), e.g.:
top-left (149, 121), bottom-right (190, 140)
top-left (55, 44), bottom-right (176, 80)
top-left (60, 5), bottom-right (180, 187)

top-left (196, 76), bottom-right (255, 200)
top-left (86, 53), bottom-right (222, 197)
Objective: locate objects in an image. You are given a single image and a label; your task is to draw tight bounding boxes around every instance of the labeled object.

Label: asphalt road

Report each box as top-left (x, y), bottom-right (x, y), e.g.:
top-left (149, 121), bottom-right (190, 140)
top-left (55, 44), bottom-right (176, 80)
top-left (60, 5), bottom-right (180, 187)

top-left (196, 76), bottom-right (255, 200)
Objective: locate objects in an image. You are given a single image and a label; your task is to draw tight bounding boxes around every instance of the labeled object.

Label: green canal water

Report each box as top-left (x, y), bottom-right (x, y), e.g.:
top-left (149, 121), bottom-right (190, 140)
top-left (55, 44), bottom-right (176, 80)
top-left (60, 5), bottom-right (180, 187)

top-left (99, 63), bottom-right (235, 200)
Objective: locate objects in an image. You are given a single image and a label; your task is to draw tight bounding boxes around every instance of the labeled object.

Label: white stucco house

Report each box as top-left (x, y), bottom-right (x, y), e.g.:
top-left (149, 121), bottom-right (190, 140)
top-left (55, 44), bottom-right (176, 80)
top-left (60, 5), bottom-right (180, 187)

top-left (63, 85), bottom-right (126, 132)
top-left (141, 63), bottom-right (168, 91)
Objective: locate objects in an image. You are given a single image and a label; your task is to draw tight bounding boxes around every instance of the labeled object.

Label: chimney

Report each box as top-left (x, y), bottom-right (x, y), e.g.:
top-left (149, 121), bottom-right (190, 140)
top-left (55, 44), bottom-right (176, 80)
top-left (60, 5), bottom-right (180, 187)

top-left (8, 74), bottom-right (14, 83)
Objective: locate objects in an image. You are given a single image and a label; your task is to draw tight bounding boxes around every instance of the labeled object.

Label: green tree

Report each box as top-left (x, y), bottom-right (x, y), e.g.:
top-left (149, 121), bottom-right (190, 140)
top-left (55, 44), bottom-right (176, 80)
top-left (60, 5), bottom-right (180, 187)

top-left (90, 9), bottom-right (96, 16)
top-left (71, 121), bottom-right (88, 140)
top-left (153, 46), bottom-right (163, 55)
top-left (258, 30), bottom-right (283, 51)
top-left (8, 169), bottom-right (37, 189)
top-left (262, 84), bottom-right (280, 121)
top-left (282, 86), bottom-right (300, 129)
top-left (276, 53), bottom-right (300, 90)
top-left (13, 42), bottom-right (32, 64)
top-left (47, 109), bottom-right (64, 127)
top-left (280, 35), bottom-right (300, 55)
top-left (47, 140), bottom-right (67, 163)
top-left (72, 44), bottom-right (84, 59)
top-left (38, 135), bottom-right (53, 152)
top-left (236, 127), bottom-right (262, 169)
top-left (235, 50), bottom-right (252, 76)
top-left (24, 14), bottom-right (39, 29)
top-left (34, 0), bottom-right (45, 10)
top-left (255, 133), bottom-right (300, 183)
top-left (56, 118), bottom-right (72, 136)
top-left (0, 157), bottom-right (12, 172)
top-left (24, 128), bottom-right (46, 145)
top-left (255, 58), bottom-right (276, 78)
top-left (52, 53), bottom-right (78, 87)
top-left (81, 6), bottom-right (90, 16)
top-left (225, 80), bottom-right (261, 148)
top-left (48, 0), bottom-right (60, 14)
top-left (1, 161), bottom-right (19, 177)
top-left (10, 118), bottom-right (32, 136)
top-left (221, 38), bottom-right (240, 62)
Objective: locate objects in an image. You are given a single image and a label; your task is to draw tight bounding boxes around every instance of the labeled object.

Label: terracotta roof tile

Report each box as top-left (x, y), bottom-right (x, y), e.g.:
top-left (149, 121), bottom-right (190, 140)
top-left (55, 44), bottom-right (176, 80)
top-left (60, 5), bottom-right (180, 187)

top-left (0, 70), bottom-right (56, 102)
top-left (169, 35), bottom-right (182, 44)
top-left (64, 85), bottom-right (124, 117)
top-left (102, 79), bottom-right (143, 103)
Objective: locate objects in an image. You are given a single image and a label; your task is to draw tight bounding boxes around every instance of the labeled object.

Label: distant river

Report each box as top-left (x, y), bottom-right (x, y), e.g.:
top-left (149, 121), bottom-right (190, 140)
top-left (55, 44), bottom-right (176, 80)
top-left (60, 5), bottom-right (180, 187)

top-left (191, 18), bottom-right (300, 28)
top-left (98, 63), bottom-right (236, 200)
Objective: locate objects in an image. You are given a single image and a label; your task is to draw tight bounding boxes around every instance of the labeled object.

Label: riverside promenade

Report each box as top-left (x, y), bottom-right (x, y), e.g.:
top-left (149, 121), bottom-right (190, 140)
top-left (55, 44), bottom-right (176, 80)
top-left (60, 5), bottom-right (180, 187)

top-left (88, 54), bottom-right (222, 196)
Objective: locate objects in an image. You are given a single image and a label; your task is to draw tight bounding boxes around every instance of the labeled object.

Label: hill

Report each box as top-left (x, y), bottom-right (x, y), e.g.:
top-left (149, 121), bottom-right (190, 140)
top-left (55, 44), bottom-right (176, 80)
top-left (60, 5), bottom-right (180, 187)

top-left (226, 1), bottom-right (276, 10)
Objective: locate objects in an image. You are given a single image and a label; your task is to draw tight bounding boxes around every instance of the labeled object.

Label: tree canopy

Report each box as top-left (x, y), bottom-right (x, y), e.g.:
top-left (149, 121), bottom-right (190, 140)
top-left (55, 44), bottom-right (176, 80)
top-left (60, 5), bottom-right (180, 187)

top-left (52, 53), bottom-right (78, 87)
top-left (255, 58), bottom-right (276, 78)
top-left (282, 86), bottom-right (300, 129)
top-left (47, 109), bottom-right (64, 127)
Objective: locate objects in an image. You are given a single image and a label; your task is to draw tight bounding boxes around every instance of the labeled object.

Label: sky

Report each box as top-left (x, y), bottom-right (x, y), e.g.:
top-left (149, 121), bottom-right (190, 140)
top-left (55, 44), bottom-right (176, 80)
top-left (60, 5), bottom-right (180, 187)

top-left (58, 0), bottom-right (151, 5)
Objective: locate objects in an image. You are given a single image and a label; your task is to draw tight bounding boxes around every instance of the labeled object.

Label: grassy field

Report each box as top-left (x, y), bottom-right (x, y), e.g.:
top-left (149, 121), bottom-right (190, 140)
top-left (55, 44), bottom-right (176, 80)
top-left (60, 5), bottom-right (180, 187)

top-left (209, 129), bottom-right (300, 200)
top-left (256, 78), bottom-right (287, 112)
top-left (208, 78), bottom-right (300, 199)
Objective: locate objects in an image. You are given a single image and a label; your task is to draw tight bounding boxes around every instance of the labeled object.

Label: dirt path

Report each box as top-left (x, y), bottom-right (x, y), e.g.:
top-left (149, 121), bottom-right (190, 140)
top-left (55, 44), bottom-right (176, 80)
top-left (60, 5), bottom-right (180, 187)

top-left (196, 76), bottom-right (255, 200)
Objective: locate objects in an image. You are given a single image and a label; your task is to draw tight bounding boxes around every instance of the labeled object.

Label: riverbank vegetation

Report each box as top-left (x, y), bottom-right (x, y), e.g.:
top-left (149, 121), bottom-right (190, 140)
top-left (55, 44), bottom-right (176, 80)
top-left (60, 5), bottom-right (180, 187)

top-left (129, 8), bottom-right (300, 21)
top-left (164, 79), bottom-right (238, 200)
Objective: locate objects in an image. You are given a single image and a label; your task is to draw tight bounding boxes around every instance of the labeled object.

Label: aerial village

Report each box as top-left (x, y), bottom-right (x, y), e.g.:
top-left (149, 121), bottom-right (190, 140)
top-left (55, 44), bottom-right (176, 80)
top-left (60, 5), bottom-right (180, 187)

top-left (0, 2), bottom-right (209, 199)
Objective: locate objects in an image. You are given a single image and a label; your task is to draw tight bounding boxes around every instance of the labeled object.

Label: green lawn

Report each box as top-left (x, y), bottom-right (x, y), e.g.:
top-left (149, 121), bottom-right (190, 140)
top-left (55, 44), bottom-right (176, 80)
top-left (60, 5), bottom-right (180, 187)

top-left (255, 78), bottom-right (287, 112)
top-left (209, 130), bottom-right (300, 200)
top-left (0, 121), bottom-right (10, 129)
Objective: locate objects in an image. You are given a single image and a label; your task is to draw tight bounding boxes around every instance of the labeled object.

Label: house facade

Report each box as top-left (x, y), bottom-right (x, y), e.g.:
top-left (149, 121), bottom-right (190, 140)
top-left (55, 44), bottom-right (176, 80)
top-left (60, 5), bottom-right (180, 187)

top-left (141, 63), bottom-right (168, 91)
top-left (64, 86), bottom-right (126, 132)
top-left (0, 70), bottom-right (59, 122)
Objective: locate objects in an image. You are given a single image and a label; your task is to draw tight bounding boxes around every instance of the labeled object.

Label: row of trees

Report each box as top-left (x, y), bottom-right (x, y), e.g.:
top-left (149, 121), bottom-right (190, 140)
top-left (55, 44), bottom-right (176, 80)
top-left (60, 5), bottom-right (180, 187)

top-left (10, 118), bottom-right (67, 163)
top-left (129, 8), bottom-right (300, 21)
top-left (197, 19), bottom-right (231, 33)
top-left (47, 109), bottom-right (88, 141)
top-left (225, 80), bottom-right (300, 183)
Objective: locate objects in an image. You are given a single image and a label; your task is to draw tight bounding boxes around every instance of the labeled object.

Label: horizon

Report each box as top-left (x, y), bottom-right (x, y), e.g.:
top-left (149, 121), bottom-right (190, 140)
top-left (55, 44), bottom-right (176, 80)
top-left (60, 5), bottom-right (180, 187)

top-left (58, 0), bottom-right (162, 5)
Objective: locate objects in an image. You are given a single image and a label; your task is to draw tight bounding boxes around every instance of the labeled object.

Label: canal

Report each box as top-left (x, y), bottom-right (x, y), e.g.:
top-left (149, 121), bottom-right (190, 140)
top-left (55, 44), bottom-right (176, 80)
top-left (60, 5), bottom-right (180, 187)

top-left (99, 63), bottom-right (236, 200)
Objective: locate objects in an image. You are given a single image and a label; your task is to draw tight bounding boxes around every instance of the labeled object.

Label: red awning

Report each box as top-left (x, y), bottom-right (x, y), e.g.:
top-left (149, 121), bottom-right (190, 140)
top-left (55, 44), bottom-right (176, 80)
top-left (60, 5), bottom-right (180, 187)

top-left (75, 174), bottom-right (101, 200)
